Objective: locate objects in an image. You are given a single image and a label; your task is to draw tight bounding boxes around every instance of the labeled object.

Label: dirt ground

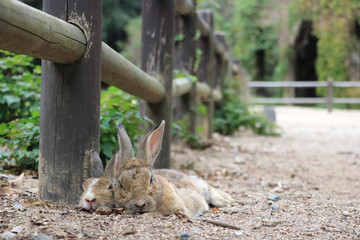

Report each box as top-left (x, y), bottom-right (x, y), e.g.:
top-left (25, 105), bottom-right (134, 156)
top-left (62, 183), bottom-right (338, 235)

top-left (1, 106), bottom-right (360, 239)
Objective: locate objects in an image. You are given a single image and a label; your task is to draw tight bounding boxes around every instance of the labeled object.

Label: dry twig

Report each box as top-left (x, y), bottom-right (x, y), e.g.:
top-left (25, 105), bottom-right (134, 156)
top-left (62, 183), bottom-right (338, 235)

top-left (206, 219), bottom-right (241, 230)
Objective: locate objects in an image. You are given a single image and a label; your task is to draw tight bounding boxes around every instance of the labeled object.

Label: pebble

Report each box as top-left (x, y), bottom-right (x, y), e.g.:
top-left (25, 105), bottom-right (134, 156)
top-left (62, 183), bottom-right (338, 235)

top-left (13, 202), bottom-right (25, 211)
top-left (234, 231), bottom-right (244, 236)
top-left (193, 212), bottom-right (203, 217)
top-left (268, 194), bottom-right (281, 202)
top-left (272, 204), bottom-right (280, 211)
top-left (234, 156), bottom-right (246, 164)
top-left (31, 233), bottom-right (52, 240)
top-left (180, 232), bottom-right (191, 240)
top-left (227, 207), bottom-right (240, 214)
top-left (343, 211), bottom-right (351, 216)
top-left (0, 232), bottom-right (16, 240)
top-left (246, 156), bottom-right (254, 161)
top-left (190, 227), bottom-right (202, 232)
top-left (272, 187), bottom-right (284, 193)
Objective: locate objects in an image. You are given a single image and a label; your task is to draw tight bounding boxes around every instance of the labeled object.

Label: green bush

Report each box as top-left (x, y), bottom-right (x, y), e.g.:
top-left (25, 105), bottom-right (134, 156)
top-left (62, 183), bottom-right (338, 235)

top-left (0, 51), bottom-right (41, 171)
top-left (214, 79), bottom-right (280, 136)
top-left (99, 86), bottom-right (146, 160)
top-left (0, 52), bottom-right (145, 171)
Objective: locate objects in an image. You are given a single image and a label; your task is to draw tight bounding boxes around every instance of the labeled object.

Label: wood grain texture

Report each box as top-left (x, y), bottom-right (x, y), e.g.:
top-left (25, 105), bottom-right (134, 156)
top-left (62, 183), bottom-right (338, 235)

top-left (0, 0), bottom-right (85, 64)
top-left (39, 0), bottom-right (102, 204)
top-left (141, 0), bottom-right (175, 169)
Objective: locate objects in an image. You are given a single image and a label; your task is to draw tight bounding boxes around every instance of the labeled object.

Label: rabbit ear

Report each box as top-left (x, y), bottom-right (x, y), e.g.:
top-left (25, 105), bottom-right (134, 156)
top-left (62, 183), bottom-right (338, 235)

top-left (113, 123), bottom-right (134, 176)
top-left (136, 120), bottom-right (165, 167)
top-left (90, 149), bottom-right (104, 178)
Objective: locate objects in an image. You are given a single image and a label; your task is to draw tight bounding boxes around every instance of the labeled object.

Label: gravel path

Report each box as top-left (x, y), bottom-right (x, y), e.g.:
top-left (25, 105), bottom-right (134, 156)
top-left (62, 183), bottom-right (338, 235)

top-left (1, 106), bottom-right (359, 239)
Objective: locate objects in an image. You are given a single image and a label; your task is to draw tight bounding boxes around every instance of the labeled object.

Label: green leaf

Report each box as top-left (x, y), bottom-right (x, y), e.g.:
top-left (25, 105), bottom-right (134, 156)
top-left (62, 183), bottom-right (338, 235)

top-left (174, 33), bottom-right (185, 42)
top-left (4, 95), bottom-right (21, 106)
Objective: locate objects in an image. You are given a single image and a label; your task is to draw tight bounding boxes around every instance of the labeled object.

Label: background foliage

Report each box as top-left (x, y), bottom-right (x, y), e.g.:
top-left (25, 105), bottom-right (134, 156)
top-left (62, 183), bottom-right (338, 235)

top-left (0, 51), bottom-right (144, 171)
top-left (294, 0), bottom-right (360, 97)
top-left (201, 0), bottom-right (360, 99)
top-left (214, 78), bottom-right (279, 136)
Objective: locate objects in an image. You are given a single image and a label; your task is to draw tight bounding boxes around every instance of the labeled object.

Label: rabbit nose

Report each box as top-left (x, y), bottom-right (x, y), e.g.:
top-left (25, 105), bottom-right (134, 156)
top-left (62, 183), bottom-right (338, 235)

top-left (134, 200), bottom-right (146, 209)
top-left (85, 197), bottom-right (96, 207)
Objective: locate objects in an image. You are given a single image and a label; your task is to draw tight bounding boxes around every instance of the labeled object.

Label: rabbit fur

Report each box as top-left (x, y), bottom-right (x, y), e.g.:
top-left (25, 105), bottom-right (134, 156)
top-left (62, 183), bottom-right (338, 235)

top-left (79, 121), bottom-right (135, 211)
top-left (112, 120), bottom-right (233, 217)
top-left (78, 150), bottom-right (115, 211)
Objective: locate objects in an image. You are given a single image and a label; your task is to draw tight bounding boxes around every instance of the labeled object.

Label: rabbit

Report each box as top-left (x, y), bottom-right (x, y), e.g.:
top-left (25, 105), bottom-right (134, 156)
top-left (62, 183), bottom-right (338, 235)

top-left (79, 121), bottom-right (139, 211)
top-left (111, 120), bottom-right (234, 217)
top-left (78, 149), bottom-right (115, 211)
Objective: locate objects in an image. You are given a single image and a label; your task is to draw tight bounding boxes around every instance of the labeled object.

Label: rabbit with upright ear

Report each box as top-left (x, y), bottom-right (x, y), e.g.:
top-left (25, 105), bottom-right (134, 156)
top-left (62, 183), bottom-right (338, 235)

top-left (78, 150), bottom-right (116, 211)
top-left (113, 121), bottom-right (233, 217)
top-left (78, 122), bottom-right (132, 211)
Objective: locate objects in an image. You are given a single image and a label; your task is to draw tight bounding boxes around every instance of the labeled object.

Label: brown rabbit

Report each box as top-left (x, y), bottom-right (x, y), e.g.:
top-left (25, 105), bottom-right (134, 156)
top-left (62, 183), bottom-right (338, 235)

top-left (112, 121), bottom-right (233, 217)
top-left (78, 122), bottom-right (134, 211)
top-left (78, 150), bottom-right (115, 211)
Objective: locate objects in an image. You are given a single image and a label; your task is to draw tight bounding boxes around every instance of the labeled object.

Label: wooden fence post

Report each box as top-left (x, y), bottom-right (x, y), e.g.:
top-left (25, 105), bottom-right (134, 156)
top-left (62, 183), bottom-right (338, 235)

top-left (174, 0), bottom-right (197, 135)
top-left (214, 33), bottom-right (228, 92)
top-left (327, 77), bottom-right (334, 113)
top-left (196, 10), bottom-right (214, 139)
top-left (39, 0), bottom-right (102, 204)
top-left (141, 0), bottom-right (174, 169)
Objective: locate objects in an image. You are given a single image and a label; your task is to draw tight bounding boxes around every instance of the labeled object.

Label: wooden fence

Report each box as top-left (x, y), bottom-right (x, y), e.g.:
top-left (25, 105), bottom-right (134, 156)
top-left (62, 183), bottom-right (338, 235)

top-left (249, 79), bottom-right (360, 112)
top-left (0, 0), bottom-right (232, 203)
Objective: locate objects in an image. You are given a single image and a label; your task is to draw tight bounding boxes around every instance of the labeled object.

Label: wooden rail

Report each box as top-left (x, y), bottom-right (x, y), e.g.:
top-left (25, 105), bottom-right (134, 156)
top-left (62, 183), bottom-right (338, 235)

top-left (175, 0), bottom-right (194, 15)
top-left (249, 79), bottom-right (360, 112)
top-left (0, 0), bottom-right (223, 104)
top-left (0, 0), bottom-right (86, 64)
top-left (0, 0), bottom-right (230, 203)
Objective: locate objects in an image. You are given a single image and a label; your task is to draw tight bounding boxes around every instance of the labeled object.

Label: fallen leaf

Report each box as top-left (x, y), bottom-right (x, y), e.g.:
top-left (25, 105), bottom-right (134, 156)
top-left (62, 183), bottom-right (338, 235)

top-left (113, 208), bottom-right (124, 214)
top-left (122, 229), bottom-right (137, 235)
top-left (95, 207), bottom-right (112, 215)
top-left (175, 211), bottom-right (188, 219)
top-left (211, 208), bottom-right (222, 214)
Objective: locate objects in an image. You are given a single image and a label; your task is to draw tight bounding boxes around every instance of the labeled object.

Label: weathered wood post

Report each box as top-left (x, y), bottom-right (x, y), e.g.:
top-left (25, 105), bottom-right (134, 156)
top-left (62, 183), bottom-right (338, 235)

top-left (214, 32), bottom-right (228, 92)
top-left (174, 0), bottom-right (197, 135)
top-left (196, 10), bottom-right (214, 139)
top-left (327, 77), bottom-right (334, 113)
top-left (39, 0), bottom-right (102, 204)
top-left (141, 0), bottom-right (174, 169)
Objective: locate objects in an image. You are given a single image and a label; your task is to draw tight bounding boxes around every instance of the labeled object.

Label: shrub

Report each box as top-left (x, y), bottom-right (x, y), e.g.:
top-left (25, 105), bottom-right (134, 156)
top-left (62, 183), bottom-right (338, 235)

top-left (0, 51), bottom-right (145, 171)
top-left (0, 51), bottom-right (41, 171)
top-left (214, 79), bottom-right (280, 136)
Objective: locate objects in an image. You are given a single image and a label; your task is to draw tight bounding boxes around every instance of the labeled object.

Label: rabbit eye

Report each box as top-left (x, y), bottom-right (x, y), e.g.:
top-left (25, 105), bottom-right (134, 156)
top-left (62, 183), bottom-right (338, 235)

top-left (108, 184), bottom-right (113, 190)
top-left (150, 175), bottom-right (154, 184)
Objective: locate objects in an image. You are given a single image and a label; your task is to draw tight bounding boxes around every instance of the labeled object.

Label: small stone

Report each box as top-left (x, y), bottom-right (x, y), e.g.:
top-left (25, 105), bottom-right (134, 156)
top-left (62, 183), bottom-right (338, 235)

top-left (268, 194), bottom-right (281, 202)
top-left (10, 225), bottom-right (27, 234)
top-left (234, 156), bottom-right (246, 164)
top-left (234, 231), bottom-right (244, 236)
top-left (193, 212), bottom-right (203, 217)
top-left (190, 227), bottom-right (202, 232)
top-left (343, 211), bottom-right (351, 216)
top-left (180, 232), bottom-right (191, 240)
top-left (31, 233), bottom-right (52, 240)
top-left (246, 156), bottom-right (254, 161)
top-left (0, 231), bottom-right (16, 240)
top-left (272, 204), bottom-right (280, 211)
top-left (272, 187), bottom-right (284, 193)
top-left (227, 207), bottom-right (240, 214)
top-left (13, 202), bottom-right (25, 211)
